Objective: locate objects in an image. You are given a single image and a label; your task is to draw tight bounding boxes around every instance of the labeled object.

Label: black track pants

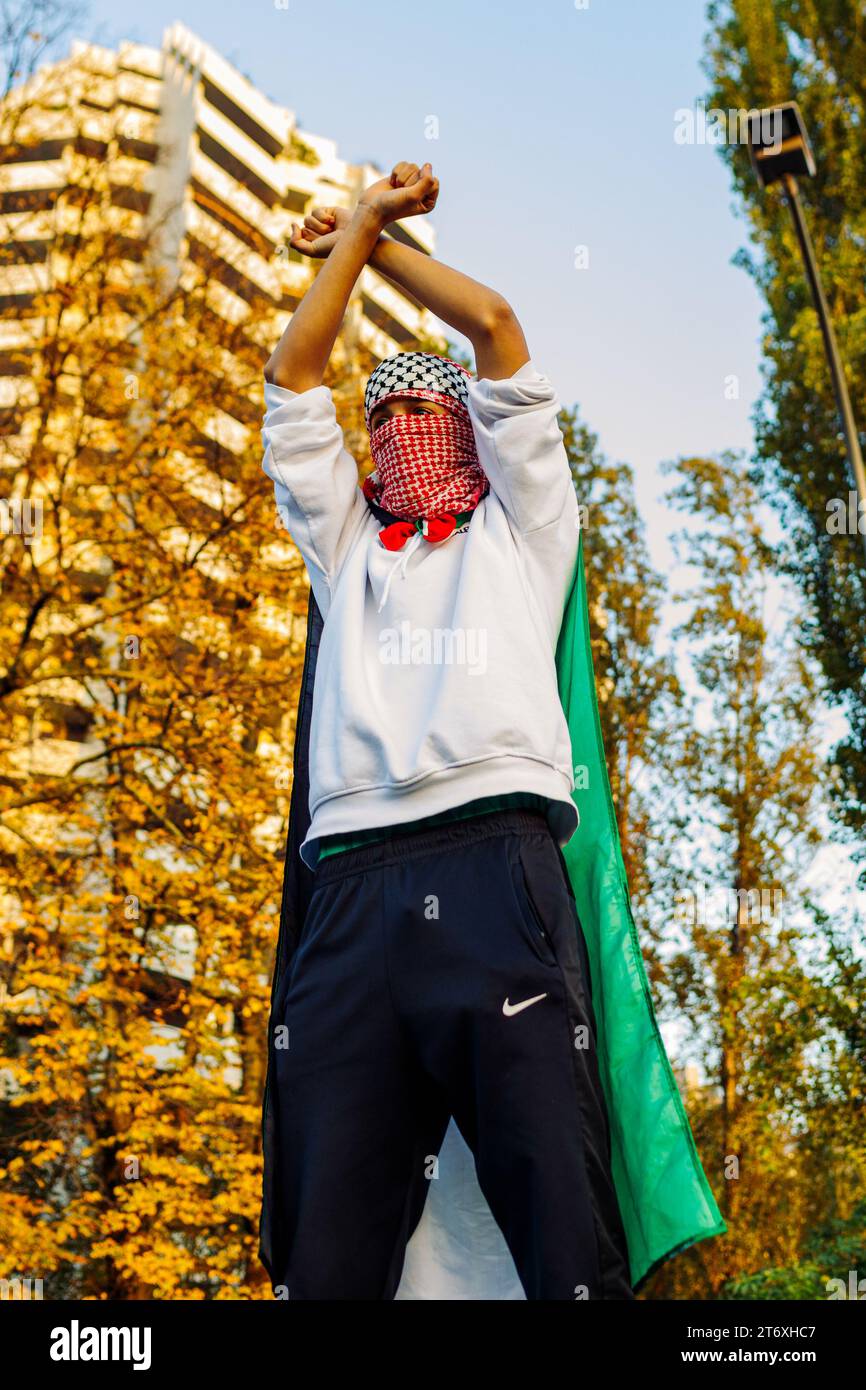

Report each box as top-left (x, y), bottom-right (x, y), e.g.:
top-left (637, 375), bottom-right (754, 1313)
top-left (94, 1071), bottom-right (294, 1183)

top-left (270, 807), bottom-right (634, 1301)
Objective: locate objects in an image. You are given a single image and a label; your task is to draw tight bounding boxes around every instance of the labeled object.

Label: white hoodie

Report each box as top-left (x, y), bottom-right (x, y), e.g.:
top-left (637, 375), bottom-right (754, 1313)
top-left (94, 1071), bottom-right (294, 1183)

top-left (261, 357), bottom-right (581, 869)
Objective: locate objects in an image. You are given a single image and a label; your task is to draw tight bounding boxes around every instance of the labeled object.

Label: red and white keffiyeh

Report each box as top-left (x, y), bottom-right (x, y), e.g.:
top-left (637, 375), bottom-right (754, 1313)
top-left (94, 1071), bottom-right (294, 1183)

top-left (363, 353), bottom-right (489, 550)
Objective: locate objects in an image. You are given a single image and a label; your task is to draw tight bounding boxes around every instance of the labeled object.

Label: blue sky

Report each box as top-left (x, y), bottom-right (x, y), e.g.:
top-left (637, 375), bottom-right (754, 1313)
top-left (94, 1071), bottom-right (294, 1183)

top-left (80, 0), bottom-right (767, 578)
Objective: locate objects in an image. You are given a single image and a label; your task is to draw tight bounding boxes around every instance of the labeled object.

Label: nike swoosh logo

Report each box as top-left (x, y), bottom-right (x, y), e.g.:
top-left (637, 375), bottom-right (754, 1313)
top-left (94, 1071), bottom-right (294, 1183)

top-left (502, 993), bottom-right (548, 1017)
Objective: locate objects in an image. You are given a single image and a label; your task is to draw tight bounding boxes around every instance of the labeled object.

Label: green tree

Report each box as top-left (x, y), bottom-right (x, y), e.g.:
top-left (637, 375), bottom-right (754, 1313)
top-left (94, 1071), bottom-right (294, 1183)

top-left (651, 450), bottom-right (855, 1298)
top-left (723, 1195), bottom-right (866, 1299)
top-left (705, 0), bottom-right (866, 850)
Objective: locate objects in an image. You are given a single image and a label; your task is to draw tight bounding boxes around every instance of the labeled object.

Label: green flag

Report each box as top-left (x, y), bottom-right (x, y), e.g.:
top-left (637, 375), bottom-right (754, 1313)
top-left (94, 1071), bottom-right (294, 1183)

top-left (556, 533), bottom-right (727, 1288)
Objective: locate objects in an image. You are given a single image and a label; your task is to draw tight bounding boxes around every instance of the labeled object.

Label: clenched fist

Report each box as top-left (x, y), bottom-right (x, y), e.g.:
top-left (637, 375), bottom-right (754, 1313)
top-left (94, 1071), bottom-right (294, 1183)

top-left (359, 161), bottom-right (439, 221)
top-left (289, 205), bottom-right (351, 259)
top-left (289, 162), bottom-right (438, 260)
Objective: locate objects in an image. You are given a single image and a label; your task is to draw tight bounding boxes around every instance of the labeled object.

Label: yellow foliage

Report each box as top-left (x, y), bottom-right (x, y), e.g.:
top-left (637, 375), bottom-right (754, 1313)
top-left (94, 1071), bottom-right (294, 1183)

top-left (0, 92), bottom-right (376, 1300)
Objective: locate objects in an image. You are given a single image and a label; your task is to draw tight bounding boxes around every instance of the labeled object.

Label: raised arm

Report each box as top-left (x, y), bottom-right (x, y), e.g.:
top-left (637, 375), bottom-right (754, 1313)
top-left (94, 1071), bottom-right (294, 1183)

top-left (264, 165), bottom-right (440, 393)
top-left (291, 162), bottom-right (530, 381)
top-left (370, 235), bottom-right (529, 381)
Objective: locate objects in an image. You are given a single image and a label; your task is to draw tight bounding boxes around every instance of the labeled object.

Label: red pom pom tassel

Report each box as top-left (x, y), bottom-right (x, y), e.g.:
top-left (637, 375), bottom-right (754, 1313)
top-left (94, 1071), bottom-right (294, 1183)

top-left (378, 520), bottom-right (417, 551)
top-left (423, 514), bottom-right (457, 544)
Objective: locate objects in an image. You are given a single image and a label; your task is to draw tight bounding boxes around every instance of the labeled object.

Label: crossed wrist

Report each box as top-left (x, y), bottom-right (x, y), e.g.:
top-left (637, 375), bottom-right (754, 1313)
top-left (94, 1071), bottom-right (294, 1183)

top-left (352, 202), bottom-right (387, 234)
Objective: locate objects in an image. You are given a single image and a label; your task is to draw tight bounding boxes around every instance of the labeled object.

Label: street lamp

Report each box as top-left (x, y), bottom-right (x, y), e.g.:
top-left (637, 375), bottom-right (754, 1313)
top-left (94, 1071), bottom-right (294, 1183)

top-left (747, 101), bottom-right (866, 564)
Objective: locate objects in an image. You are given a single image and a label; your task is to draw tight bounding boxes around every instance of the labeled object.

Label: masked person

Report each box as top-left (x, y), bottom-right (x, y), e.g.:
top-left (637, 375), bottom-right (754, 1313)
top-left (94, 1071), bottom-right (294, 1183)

top-left (258, 162), bottom-right (725, 1301)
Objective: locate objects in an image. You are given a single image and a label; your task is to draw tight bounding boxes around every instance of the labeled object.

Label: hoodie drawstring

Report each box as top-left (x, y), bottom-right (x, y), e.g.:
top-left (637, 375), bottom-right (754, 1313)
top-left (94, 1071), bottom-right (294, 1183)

top-left (377, 529), bottom-right (423, 614)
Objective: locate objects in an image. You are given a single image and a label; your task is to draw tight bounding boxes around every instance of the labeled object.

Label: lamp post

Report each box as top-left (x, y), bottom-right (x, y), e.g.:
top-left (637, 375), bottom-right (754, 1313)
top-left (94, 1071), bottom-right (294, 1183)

top-left (747, 101), bottom-right (866, 564)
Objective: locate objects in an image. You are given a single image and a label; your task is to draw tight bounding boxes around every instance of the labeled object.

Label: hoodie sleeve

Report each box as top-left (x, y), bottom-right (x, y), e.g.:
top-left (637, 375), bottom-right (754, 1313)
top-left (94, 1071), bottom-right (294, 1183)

top-left (465, 358), bottom-right (580, 538)
top-left (260, 378), bottom-right (368, 599)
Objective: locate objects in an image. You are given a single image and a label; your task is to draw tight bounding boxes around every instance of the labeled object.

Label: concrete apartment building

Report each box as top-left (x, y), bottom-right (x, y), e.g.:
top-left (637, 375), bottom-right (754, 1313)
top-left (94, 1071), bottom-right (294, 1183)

top-left (0, 22), bottom-right (445, 1082)
top-left (1, 19), bottom-right (443, 380)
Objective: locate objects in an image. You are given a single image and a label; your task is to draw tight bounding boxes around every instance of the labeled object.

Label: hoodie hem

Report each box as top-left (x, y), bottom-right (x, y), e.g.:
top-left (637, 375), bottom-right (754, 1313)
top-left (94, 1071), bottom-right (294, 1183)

top-left (300, 755), bottom-right (578, 869)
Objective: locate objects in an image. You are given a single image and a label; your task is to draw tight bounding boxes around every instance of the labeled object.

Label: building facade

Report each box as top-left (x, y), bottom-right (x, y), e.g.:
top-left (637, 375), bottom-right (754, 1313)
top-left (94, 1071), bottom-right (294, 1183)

top-left (0, 23), bottom-right (444, 1091)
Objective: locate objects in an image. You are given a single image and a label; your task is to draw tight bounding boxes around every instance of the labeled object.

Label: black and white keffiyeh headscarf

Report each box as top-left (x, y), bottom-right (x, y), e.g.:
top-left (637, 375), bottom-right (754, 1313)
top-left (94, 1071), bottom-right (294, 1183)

top-left (363, 352), bottom-right (473, 428)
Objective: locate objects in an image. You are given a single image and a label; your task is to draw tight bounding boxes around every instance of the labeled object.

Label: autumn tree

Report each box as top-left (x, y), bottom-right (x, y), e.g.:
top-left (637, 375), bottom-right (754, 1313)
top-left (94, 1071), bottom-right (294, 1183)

top-left (0, 36), bottom-right (376, 1298)
top-left (650, 451), bottom-right (863, 1298)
